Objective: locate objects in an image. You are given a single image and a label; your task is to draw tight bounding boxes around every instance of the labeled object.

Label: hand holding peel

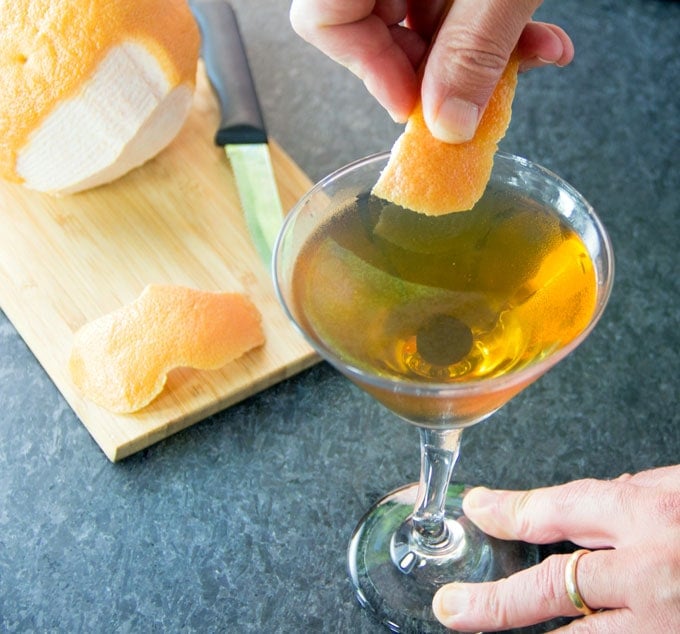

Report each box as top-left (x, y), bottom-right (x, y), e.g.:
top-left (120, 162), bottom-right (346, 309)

top-left (289, 0), bottom-right (573, 142)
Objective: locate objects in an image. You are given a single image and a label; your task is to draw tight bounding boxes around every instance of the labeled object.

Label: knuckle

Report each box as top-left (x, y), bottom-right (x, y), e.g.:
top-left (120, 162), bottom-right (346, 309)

top-left (441, 42), bottom-right (508, 83)
top-left (651, 545), bottom-right (680, 603)
top-left (512, 491), bottom-right (543, 539)
top-left (451, 44), bottom-right (508, 74)
top-left (557, 477), bottom-right (614, 519)
top-left (481, 556), bottom-right (566, 628)
top-left (445, 26), bottom-right (508, 66)
top-left (534, 555), bottom-right (567, 607)
top-left (484, 580), bottom-right (514, 627)
top-left (560, 478), bottom-right (601, 509)
top-left (615, 472), bottom-right (633, 482)
top-left (653, 490), bottom-right (680, 526)
top-left (433, 26), bottom-right (509, 88)
top-left (610, 479), bottom-right (637, 515)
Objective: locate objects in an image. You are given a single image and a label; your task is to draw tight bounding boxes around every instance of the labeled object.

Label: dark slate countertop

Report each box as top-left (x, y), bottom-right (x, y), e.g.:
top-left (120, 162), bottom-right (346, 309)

top-left (1, 1), bottom-right (678, 632)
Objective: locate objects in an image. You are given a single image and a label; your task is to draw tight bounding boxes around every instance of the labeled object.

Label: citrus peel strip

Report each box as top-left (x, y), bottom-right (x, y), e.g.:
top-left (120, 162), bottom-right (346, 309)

top-left (372, 53), bottom-right (520, 215)
top-left (69, 285), bottom-right (265, 414)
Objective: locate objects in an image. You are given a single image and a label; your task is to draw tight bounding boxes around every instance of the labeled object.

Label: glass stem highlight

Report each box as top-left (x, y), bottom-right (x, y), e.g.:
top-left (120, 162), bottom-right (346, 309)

top-left (412, 428), bottom-right (463, 548)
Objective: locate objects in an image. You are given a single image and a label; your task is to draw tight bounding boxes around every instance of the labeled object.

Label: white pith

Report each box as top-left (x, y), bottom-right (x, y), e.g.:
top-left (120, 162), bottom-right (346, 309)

top-left (17, 41), bottom-right (193, 194)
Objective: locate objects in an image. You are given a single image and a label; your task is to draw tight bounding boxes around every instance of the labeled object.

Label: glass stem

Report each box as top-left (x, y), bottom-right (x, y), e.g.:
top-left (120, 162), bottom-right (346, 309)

top-left (411, 427), bottom-right (463, 548)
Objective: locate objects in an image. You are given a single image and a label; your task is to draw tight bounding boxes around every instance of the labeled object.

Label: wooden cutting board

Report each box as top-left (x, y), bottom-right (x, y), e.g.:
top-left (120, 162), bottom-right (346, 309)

top-left (0, 66), bottom-right (318, 461)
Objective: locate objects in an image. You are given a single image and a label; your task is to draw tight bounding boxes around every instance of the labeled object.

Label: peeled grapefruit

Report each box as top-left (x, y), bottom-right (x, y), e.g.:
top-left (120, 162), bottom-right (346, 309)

top-left (0, 0), bottom-right (200, 194)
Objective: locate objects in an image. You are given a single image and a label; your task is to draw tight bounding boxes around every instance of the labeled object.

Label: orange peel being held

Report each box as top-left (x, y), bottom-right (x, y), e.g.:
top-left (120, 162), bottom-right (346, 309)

top-left (69, 285), bottom-right (265, 414)
top-left (373, 54), bottom-right (520, 215)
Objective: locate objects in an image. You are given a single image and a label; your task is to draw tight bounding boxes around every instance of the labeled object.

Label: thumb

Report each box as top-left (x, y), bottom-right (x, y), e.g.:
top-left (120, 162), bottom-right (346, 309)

top-left (422, 0), bottom-right (541, 142)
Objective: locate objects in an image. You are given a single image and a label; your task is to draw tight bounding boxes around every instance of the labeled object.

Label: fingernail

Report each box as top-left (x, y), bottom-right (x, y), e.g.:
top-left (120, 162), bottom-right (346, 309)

top-left (388, 109), bottom-right (408, 124)
top-left (430, 97), bottom-right (479, 143)
top-left (432, 584), bottom-right (469, 626)
top-left (537, 55), bottom-right (567, 68)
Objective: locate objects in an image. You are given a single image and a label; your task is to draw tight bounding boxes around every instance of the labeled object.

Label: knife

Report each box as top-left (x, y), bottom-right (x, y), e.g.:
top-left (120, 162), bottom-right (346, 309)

top-left (190, 0), bottom-right (284, 265)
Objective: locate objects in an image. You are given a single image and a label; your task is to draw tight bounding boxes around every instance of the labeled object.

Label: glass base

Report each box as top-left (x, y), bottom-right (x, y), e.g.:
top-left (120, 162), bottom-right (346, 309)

top-left (348, 482), bottom-right (540, 633)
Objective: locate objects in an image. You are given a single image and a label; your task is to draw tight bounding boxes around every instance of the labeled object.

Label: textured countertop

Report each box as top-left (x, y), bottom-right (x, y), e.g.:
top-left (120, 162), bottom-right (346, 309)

top-left (1, 1), bottom-right (678, 632)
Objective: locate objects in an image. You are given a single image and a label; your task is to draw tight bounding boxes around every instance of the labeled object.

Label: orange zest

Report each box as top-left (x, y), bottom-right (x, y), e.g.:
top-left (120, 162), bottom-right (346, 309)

top-left (69, 285), bottom-right (265, 414)
top-left (372, 54), bottom-right (520, 215)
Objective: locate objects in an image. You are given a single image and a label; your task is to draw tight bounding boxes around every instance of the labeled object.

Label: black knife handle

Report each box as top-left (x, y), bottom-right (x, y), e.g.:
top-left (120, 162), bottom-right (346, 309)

top-left (190, 0), bottom-right (267, 145)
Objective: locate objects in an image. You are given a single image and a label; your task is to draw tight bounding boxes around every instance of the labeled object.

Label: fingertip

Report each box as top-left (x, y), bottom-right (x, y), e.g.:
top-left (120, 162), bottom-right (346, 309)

top-left (516, 22), bottom-right (574, 70)
top-left (359, 62), bottom-right (419, 124)
top-left (462, 487), bottom-right (520, 540)
top-left (388, 110), bottom-right (408, 124)
top-left (432, 583), bottom-right (467, 629)
top-left (431, 586), bottom-right (448, 625)
top-left (384, 93), bottom-right (416, 124)
top-left (546, 23), bottom-right (575, 67)
top-left (462, 486), bottom-right (497, 514)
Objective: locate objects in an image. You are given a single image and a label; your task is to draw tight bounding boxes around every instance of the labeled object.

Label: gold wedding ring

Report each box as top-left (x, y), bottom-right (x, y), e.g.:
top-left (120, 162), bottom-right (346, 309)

top-left (565, 549), bottom-right (594, 616)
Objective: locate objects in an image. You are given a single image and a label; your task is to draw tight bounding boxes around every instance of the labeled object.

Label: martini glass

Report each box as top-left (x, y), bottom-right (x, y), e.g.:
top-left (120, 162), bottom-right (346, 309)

top-left (273, 152), bottom-right (614, 632)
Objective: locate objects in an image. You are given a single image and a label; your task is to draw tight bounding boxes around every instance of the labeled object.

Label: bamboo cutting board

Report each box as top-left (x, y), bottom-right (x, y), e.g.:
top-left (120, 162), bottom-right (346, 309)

top-left (0, 66), bottom-right (317, 461)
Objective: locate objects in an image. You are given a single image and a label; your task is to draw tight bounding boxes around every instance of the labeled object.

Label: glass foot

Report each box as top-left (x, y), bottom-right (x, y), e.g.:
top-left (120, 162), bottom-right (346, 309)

top-left (348, 482), bottom-right (539, 633)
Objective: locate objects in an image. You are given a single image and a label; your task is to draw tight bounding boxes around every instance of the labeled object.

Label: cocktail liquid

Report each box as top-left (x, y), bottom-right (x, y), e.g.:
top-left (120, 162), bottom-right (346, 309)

top-left (292, 189), bottom-right (596, 385)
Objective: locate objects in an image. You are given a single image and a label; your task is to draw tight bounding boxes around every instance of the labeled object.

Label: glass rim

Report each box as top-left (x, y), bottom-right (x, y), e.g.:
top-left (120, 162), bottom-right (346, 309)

top-left (273, 150), bottom-right (615, 397)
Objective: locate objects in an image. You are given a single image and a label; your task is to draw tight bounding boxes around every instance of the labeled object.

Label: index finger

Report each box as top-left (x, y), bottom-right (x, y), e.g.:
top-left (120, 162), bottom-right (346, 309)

top-left (461, 478), bottom-right (649, 548)
top-left (289, 0), bottom-right (421, 120)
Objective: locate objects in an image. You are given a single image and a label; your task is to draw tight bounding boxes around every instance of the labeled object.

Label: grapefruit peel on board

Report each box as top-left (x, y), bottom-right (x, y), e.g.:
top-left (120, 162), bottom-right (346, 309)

top-left (69, 285), bottom-right (266, 414)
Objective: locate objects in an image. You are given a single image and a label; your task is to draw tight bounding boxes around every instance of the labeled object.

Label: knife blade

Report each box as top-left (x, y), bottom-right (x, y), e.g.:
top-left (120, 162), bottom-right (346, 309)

top-left (190, 0), bottom-right (283, 266)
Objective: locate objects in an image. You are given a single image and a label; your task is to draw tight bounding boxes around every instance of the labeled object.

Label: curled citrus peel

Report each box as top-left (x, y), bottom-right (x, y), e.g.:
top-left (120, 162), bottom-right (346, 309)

top-left (372, 53), bottom-right (520, 215)
top-left (69, 285), bottom-right (265, 414)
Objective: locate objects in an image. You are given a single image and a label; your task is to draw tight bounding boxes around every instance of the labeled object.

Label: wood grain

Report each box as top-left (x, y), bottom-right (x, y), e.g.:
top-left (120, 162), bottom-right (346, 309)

top-left (0, 65), bottom-right (318, 461)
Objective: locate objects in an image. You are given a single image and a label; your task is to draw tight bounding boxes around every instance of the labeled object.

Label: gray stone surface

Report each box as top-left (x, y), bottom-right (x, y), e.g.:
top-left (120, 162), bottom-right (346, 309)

top-left (1, 1), bottom-right (678, 632)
